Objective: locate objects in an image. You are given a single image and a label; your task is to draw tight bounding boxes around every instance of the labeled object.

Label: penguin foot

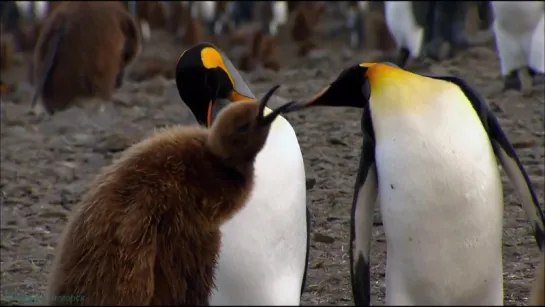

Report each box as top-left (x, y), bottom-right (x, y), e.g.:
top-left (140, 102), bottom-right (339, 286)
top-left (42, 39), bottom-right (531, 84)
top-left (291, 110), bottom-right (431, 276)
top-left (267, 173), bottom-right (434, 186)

top-left (395, 48), bottom-right (411, 69)
top-left (423, 39), bottom-right (445, 62)
top-left (503, 70), bottom-right (522, 92)
top-left (447, 39), bottom-right (471, 59)
top-left (527, 67), bottom-right (545, 86)
top-left (532, 73), bottom-right (545, 87)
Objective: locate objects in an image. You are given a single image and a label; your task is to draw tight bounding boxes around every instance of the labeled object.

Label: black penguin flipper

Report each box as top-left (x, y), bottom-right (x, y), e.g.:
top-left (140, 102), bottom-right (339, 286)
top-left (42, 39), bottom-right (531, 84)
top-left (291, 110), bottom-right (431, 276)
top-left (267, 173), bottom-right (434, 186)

top-left (350, 108), bottom-right (378, 306)
top-left (300, 206), bottom-right (311, 296)
top-left (31, 19), bottom-right (65, 110)
top-left (430, 75), bottom-right (545, 251)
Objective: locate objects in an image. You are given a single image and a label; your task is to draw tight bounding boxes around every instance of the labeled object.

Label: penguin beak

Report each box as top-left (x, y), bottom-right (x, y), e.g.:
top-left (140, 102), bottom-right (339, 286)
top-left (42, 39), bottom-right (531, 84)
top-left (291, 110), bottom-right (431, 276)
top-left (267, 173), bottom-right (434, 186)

top-left (207, 98), bottom-right (231, 127)
top-left (283, 65), bottom-right (371, 112)
top-left (256, 85), bottom-right (295, 126)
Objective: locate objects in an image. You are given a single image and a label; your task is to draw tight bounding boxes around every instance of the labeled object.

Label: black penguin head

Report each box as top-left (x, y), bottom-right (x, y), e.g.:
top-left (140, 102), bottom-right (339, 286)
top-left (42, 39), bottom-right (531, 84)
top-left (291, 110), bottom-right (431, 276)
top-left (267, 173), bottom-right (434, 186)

top-left (284, 62), bottom-right (400, 111)
top-left (175, 42), bottom-right (256, 127)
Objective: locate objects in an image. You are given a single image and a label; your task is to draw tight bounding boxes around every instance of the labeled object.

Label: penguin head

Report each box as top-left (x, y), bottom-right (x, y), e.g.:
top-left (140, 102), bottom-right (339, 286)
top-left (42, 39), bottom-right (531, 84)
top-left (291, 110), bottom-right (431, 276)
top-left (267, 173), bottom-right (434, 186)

top-left (175, 42), bottom-right (255, 127)
top-left (207, 85), bottom-right (294, 164)
top-left (286, 62), bottom-right (402, 110)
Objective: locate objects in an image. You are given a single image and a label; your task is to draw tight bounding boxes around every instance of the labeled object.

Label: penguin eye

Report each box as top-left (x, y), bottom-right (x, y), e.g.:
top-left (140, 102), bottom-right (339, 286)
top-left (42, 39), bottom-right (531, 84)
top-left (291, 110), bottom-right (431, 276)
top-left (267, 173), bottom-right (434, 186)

top-left (237, 122), bottom-right (250, 132)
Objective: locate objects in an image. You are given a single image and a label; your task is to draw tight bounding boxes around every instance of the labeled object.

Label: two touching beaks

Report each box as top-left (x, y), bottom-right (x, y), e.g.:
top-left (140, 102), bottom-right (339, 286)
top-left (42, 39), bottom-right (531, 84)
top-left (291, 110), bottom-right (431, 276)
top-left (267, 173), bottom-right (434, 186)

top-left (255, 85), bottom-right (294, 126)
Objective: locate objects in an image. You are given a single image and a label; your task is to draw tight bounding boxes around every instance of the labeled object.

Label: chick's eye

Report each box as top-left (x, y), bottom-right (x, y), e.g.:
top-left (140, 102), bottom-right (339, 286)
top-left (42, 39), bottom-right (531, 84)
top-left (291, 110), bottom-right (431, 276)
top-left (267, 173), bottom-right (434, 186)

top-left (237, 122), bottom-right (250, 132)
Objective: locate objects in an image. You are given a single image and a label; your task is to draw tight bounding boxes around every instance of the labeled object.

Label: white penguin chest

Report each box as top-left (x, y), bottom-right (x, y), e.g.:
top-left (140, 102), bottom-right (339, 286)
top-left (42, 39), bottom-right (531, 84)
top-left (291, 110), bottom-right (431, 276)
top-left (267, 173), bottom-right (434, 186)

top-left (220, 115), bottom-right (306, 236)
top-left (370, 96), bottom-right (505, 300)
top-left (374, 113), bottom-right (502, 228)
top-left (212, 115), bottom-right (307, 305)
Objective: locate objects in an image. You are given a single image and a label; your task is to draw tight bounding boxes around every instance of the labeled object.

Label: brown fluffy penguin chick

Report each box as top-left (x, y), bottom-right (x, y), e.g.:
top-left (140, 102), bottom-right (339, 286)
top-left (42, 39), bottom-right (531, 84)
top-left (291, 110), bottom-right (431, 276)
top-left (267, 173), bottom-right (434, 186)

top-left (32, 1), bottom-right (141, 115)
top-left (290, 2), bottom-right (325, 43)
top-left (167, 2), bottom-right (189, 34)
top-left (291, 3), bottom-right (324, 58)
top-left (47, 85), bottom-right (294, 306)
top-left (136, 1), bottom-right (167, 29)
top-left (183, 15), bottom-right (205, 47)
top-left (297, 38), bottom-right (317, 57)
top-left (256, 33), bottom-right (281, 71)
top-left (128, 59), bottom-right (175, 82)
top-left (530, 254), bottom-right (545, 306)
top-left (231, 26), bottom-right (280, 72)
top-left (246, 30), bottom-right (281, 72)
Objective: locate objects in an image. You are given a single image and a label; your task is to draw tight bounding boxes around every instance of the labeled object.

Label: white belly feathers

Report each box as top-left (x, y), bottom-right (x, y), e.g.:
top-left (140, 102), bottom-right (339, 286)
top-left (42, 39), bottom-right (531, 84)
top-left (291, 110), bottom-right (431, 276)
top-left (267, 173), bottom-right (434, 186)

top-left (210, 111), bottom-right (307, 305)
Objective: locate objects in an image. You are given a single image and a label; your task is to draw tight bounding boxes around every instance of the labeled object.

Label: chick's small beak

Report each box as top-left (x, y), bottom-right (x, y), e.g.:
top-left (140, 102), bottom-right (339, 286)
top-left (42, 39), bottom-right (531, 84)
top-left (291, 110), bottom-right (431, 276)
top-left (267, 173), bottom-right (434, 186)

top-left (255, 84), bottom-right (294, 126)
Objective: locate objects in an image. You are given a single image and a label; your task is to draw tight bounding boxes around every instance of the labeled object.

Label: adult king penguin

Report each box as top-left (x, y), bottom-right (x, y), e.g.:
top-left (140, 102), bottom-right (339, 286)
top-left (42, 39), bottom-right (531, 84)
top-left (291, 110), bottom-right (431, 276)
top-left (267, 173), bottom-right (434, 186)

top-left (384, 1), bottom-right (434, 68)
top-left (491, 1), bottom-right (545, 91)
top-left (286, 62), bottom-right (545, 305)
top-left (175, 42), bottom-right (310, 305)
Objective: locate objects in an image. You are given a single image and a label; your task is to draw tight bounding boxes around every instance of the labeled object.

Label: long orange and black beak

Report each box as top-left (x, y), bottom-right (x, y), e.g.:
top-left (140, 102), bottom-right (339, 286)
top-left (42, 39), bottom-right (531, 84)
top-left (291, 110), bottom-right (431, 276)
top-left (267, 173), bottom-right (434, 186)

top-left (176, 42), bottom-right (256, 127)
top-left (286, 62), bottom-right (399, 112)
top-left (287, 64), bottom-right (371, 111)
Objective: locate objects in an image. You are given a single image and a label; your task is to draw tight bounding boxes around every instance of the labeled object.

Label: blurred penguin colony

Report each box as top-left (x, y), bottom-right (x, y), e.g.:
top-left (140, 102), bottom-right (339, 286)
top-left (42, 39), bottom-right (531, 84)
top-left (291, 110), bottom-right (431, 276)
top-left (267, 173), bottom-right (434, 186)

top-left (1, 1), bottom-right (543, 102)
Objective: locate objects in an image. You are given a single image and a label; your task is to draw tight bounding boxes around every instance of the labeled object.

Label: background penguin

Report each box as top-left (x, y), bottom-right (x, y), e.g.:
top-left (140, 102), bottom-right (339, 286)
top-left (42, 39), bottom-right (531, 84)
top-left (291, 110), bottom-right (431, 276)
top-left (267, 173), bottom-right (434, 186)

top-left (384, 1), bottom-right (434, 68)
top-left (285, 62), bottom-right (545, 305)
top-left (31, 1), bottom-right (142, 115)
top-left (123, 1), bottom-right (160, 43)
top-left (476, 1), bottom-right (494, 31)
top-left (175, 42), bottom-right (309, 305)
top-left (491, 2), bottom-right (545, 91)
top-left (14, 1), bottom-right (48, 20)
top-left (47, 85), bottom-right (294, 306)
top-left (254, 1), bottom-right (288, 36)
top-left (290, 2), bottom-right (325, 57)
top-left (212, 1), bottom-right (287, 37)
top-left (346, 2), bottom-right (367, 50)
top-left (2, 1), bottom-right (46, 52)
top-left (530, 253), bottom-right (545, 306)
top-left (425, 2), bottom-right (472, 61)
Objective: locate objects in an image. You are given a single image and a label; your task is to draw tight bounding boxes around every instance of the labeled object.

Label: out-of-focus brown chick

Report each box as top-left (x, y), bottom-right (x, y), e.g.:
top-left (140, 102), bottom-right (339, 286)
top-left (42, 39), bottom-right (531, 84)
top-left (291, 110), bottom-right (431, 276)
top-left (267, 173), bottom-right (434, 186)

top-left (32, 1), bottom-right (141, 114)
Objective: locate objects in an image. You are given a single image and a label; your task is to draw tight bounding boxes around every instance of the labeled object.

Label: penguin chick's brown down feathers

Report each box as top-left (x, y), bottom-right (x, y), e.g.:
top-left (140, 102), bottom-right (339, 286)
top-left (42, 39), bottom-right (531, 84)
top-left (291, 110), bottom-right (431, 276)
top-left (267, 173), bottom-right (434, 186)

top-left (530, 254), bottom-right (545, 306)
top-left (32, 1), bottom-right (141, 115)
top-left (47, 85), bottom-right (295, 306)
